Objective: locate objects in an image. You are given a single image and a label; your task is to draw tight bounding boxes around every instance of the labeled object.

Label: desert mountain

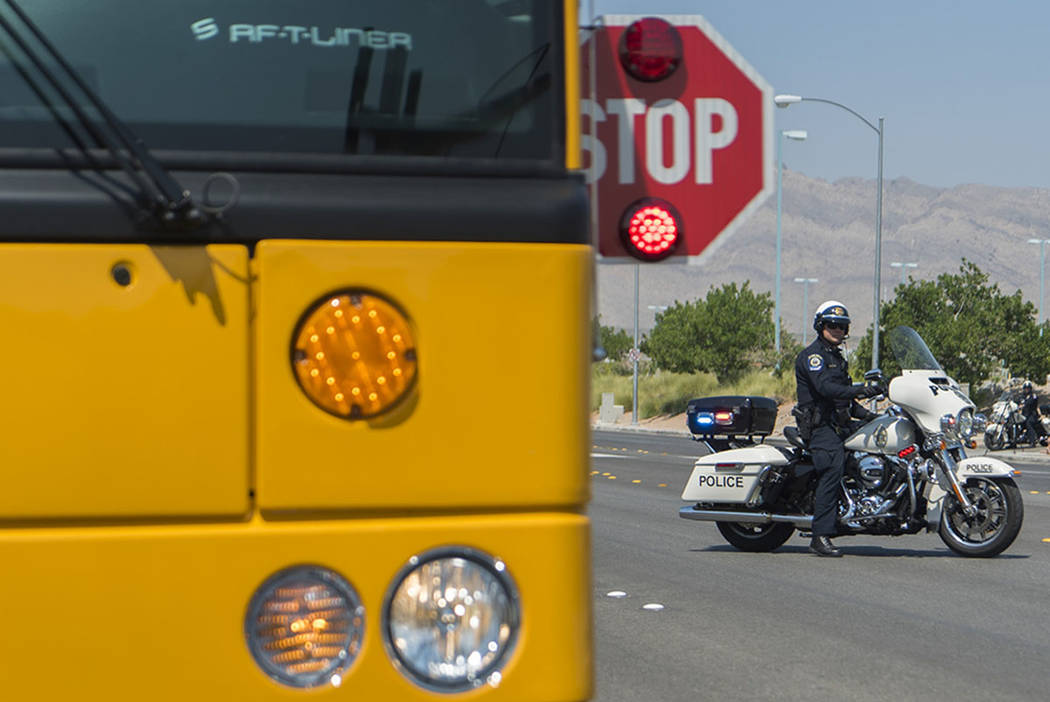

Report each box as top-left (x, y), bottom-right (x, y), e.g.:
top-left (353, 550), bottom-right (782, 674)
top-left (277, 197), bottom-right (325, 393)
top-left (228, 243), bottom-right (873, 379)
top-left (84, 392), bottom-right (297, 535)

top-left (597, 170), bottom-right (1050, 344)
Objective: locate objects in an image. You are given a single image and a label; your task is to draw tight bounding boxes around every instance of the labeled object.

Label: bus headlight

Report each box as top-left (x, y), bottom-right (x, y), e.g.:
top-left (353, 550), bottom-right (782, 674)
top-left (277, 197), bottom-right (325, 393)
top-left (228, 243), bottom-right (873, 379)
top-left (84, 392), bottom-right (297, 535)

top-left (384, 549), bottom-right (520, 692)
top-left (245, 566), bottom-right (365, 688)
top-left (292, 291), bottom-right (418, 420)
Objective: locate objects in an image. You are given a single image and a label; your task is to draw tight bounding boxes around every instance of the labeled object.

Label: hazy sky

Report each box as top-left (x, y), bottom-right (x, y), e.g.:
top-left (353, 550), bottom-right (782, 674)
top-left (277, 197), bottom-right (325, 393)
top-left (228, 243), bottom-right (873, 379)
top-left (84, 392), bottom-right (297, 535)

top-left (589, 0), bottom-right (1050, 190)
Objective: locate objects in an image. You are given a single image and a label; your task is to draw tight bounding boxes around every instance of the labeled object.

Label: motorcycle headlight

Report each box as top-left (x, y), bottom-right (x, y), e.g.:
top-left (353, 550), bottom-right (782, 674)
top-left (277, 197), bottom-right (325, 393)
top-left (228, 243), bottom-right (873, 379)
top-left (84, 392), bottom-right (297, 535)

top-left (940, 413), bottom-right (958, 438)
top-left (957, 409), bottom-right (974, 439)
top-left (384, 548), bottom-right (520, 692)
top-left (973, 413), bottom-right (987, 433)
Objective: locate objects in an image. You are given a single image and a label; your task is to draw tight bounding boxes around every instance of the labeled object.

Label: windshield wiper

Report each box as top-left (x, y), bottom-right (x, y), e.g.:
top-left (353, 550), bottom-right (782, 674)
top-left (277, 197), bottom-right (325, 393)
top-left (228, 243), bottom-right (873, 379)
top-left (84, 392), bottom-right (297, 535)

top-left (0, 0), bottom-right (204, 231)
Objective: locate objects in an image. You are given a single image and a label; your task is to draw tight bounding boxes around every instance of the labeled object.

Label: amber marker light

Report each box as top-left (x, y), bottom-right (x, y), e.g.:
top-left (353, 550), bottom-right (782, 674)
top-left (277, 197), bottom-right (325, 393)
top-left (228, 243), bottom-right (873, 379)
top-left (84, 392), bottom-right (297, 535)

top-left (245, 566), bottom-right (365, 688)
top-left (293, 291), bottom-right (418, 419)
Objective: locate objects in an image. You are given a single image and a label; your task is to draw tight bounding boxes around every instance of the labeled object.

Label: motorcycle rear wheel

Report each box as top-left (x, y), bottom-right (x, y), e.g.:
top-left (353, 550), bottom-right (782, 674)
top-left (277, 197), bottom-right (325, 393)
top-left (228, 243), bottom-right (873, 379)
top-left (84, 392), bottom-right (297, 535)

top-left (938, 478), bottom-right (1023, 557)
top-left (715, 521), bottom-right (794, 552)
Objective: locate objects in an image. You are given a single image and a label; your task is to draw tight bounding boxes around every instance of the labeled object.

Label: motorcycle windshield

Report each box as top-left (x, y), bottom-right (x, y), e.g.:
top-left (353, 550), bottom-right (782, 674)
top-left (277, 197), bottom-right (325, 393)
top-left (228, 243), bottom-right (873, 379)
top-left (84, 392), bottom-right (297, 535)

top-left (886, 326), bottom-right (943, 372)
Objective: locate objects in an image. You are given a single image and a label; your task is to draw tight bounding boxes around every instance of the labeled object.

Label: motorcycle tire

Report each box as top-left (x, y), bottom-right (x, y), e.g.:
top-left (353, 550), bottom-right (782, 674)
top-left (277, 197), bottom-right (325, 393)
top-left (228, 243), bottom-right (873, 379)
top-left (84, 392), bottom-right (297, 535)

top-left (715, 521), bottom-right (794, 552)
top-left (938, 477), bottom-right (1024, 557)
top-left (984, 430), bottom-right (1003, 451)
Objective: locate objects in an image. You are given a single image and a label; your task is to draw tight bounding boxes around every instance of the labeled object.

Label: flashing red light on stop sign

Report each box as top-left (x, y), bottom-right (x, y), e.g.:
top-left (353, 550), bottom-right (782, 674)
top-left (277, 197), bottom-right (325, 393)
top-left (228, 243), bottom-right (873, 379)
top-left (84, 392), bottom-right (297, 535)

top-left (583, 15), bottom-right (773, 262)
top-left (620, 198), bottom-right (681, 261)
top-left (618, 18), bottom-right (682, 82)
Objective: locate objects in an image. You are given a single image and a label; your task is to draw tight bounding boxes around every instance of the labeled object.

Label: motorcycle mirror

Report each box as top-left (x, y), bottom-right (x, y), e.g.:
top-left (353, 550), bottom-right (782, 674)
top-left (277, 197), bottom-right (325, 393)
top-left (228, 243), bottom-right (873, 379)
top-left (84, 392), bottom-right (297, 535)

top-left (864, 368), bottom-right (883, 382)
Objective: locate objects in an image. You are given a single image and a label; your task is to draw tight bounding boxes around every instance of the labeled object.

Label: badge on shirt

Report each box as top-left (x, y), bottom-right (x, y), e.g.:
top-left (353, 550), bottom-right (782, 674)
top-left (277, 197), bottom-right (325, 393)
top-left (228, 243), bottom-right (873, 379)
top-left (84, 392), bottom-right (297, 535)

top-left (808, 354), bottom-right (824, 371)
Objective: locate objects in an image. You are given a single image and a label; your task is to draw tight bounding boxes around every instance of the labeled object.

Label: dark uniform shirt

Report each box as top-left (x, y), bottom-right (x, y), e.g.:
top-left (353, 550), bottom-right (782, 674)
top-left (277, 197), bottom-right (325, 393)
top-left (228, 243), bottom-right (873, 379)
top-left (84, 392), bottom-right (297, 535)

top-left (1022, 392), bottom-right (1038, 419)
top-left (795, 336), bottom-right (871, 429)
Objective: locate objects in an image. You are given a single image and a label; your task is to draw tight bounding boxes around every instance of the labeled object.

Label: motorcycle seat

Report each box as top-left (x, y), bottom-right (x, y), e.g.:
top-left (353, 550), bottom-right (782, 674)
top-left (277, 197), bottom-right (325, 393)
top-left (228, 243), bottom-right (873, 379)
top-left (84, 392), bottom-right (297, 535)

top-left (784, 425), bottom-right (808, 450)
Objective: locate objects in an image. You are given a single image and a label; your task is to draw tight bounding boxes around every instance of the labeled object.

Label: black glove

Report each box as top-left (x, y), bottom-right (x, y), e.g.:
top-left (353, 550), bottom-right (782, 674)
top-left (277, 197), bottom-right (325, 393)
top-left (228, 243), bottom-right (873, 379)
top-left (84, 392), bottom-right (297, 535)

top-left (857, 383), bottom-right (883, 399)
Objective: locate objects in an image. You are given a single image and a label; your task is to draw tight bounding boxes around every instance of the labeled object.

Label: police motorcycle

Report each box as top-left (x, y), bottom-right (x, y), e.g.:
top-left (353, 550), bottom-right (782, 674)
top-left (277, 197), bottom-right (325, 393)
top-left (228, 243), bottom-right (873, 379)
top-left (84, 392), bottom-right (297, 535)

top-left (679, 326), bottom-right (1024, 557)
top-left (983, 391), bottom-right (1027, 450)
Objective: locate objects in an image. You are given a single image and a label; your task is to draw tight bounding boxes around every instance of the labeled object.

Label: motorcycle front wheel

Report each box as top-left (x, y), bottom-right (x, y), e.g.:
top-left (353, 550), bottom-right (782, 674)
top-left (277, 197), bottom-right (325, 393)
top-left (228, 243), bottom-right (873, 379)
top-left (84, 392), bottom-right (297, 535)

top-left (715, 521), bottom-right (794, 552)
top-left (984, 429), bottom-right (1003, 451)
top-left (938, 477), bottom-right (1024, 557)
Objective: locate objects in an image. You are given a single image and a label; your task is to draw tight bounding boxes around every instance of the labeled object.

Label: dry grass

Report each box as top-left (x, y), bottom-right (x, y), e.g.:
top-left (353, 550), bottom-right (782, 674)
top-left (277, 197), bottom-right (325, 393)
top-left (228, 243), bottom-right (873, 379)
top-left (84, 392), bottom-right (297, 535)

top-left (592, 367), bottom-right (796, 419)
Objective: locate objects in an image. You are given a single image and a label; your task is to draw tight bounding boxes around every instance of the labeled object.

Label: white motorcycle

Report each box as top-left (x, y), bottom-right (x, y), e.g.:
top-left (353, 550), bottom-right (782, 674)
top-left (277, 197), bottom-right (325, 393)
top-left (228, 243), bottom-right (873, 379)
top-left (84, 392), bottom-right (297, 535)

top-left (680, 326), bottom-right (1024, 557)
top-left (983, 392), bottom-right (1027, 450)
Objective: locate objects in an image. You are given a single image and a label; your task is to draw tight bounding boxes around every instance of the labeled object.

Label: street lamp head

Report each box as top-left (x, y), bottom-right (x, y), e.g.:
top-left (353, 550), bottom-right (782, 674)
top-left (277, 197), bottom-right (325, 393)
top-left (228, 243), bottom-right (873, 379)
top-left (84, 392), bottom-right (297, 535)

top-left (783, 129), bottom-right (808, 141)
top-left (774, 94), bottom-right (803, 108)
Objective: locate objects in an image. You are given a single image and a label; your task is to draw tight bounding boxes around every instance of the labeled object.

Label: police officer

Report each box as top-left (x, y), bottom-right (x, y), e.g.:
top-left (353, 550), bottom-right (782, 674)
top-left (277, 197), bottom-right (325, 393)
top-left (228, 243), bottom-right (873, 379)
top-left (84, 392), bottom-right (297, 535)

top-left (1021, 381), bottom-right (1048, 447)
top-left (795, 301), bottom-right (882, 557)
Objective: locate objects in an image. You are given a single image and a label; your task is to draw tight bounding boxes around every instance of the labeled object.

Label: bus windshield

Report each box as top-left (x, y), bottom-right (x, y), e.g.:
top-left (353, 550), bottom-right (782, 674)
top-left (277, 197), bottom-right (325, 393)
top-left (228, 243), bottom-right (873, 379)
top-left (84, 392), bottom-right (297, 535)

top-left (0, 0), bottom-right (559, 162)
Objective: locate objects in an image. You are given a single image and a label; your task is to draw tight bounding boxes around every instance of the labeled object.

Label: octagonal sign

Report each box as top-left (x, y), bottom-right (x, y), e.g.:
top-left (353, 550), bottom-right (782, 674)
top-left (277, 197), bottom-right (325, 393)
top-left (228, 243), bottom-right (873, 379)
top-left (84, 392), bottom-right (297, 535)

top-left (582, 15), bottom-right (773, 262)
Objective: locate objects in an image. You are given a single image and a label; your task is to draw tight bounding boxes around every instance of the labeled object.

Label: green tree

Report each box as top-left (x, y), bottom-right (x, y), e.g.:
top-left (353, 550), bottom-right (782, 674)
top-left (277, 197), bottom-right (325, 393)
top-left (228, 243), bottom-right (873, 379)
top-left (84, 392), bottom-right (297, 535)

top-left (646, 282), bottom-right (774, 383)
top-left (592, 316), bottom-right (633, 362)
top-left (853, 260), bottom-right (1050, 386)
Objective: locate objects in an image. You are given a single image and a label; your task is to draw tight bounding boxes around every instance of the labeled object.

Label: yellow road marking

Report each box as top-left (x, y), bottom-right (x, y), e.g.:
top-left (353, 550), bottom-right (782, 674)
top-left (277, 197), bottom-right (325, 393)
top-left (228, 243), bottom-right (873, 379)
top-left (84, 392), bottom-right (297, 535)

top-left (1031, 491), bottom-right (1040, 495)
top-left (601, 472), bottom-right (611, 476)
top-left (590, 470), bottom-right (599, 475)
top-left (658, 483), bottom-right (668, 487)
top-left (608, 476), bottom-right (617, 480)
top-left (632, 480), bottom-right (641, 484)
top-left (1043, 538), bottom-right (1050, 543)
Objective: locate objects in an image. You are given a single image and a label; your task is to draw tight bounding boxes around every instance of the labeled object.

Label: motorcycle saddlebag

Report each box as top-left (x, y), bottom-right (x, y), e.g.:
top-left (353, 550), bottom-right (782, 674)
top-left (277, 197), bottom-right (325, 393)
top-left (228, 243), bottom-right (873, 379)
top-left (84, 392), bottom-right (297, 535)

top-left (686, 395), bottom-right (778, 438)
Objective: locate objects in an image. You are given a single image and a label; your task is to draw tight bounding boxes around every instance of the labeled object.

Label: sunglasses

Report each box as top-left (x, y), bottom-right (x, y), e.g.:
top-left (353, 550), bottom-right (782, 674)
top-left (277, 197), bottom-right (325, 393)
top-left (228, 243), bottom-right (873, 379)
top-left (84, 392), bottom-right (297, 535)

top-left (825, 322), bottom-right (849, 331)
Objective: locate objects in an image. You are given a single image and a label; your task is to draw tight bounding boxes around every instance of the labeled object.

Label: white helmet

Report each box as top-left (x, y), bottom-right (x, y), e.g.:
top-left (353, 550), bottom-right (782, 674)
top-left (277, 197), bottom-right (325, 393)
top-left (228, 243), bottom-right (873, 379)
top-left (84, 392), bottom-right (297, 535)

top-left (813, 300), bottom-right (850, 332)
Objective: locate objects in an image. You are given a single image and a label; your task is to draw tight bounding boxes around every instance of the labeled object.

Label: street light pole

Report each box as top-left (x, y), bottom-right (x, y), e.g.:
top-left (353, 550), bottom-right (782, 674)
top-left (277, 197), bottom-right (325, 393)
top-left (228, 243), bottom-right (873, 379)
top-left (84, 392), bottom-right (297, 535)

top-left (775, 94), bottom-right (884, 369)
top-left (1027, 239), bottom-right (1050, 327)
top-left (794, 277), bottom-right (818, 340)
top-left (775, 129), bottom-right (808, 356)
top-left (889, 261), bottom-right (918, 287)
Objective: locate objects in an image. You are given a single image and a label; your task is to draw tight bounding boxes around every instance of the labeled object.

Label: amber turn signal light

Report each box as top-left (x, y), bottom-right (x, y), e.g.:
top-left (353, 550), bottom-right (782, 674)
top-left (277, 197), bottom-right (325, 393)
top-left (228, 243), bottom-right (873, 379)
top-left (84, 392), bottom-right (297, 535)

top-left (292, 292), bottom-right (417, 419)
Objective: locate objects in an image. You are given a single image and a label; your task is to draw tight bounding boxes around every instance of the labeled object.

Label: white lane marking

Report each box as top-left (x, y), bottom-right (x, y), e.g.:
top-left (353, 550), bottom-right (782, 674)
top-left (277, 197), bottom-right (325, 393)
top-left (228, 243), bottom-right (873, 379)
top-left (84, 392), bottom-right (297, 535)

top-left (606, 591), bottom-right (628, 598)
top-left (642, 603), bottom-right (665, 611)
top-left (592, 451), bottom-right (698, 461)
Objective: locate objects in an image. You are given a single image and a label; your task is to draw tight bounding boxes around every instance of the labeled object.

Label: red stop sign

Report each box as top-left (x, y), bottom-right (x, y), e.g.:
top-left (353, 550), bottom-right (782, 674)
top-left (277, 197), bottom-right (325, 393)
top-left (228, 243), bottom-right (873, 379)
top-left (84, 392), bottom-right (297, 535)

top-left (582, 15), bottom-right (773, 261)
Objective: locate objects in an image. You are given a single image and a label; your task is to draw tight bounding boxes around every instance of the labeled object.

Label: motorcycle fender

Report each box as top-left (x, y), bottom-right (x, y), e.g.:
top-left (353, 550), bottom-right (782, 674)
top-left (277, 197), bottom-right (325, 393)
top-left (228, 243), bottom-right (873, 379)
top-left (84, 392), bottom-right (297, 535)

top-left (925, 457), bottom-right (1015, 533)
top-left (681, 445), bottom-right (788, 503)
top-left (924, 482), bottom-right (946, 533)
top-left (955, 456), bottom-right (1016, 480)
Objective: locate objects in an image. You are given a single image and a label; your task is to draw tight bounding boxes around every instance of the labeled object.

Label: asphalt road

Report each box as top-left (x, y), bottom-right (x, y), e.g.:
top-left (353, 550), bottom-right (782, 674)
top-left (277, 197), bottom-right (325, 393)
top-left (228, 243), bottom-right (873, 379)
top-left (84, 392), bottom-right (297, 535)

top-left (588, 428), bottom-right (1050, 702)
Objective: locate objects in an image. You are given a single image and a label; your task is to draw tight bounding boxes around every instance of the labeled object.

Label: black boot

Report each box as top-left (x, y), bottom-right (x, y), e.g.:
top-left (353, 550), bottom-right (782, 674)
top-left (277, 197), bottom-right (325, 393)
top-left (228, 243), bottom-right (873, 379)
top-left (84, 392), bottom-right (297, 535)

top-left (809, 536), bottom-right (842, 557)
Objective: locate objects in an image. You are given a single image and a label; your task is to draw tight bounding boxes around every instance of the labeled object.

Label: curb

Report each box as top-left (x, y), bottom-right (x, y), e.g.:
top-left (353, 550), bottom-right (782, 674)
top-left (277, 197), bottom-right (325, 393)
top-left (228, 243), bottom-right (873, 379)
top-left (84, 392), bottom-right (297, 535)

top-left (590, 422), bottom-right (1050, 464)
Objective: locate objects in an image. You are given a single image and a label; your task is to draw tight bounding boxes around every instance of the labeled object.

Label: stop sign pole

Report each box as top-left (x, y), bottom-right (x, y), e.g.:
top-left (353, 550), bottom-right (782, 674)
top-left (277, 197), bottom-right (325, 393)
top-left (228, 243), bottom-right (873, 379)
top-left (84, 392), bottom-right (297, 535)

top-left (583, 15), bottom-right (774, 263)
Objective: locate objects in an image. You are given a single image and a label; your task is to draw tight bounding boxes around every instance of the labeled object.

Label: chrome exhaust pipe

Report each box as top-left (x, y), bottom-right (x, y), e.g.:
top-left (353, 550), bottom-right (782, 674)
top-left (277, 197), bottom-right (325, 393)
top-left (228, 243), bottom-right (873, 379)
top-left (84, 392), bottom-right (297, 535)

top-left (679, 505), bottom-right (812, 528)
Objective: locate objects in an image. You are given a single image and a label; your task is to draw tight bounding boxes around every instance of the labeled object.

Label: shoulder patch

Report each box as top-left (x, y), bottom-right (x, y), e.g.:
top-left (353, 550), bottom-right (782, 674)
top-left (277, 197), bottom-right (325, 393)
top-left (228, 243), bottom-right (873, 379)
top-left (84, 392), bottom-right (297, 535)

top-left (808, 354), bottom-right (824, 371)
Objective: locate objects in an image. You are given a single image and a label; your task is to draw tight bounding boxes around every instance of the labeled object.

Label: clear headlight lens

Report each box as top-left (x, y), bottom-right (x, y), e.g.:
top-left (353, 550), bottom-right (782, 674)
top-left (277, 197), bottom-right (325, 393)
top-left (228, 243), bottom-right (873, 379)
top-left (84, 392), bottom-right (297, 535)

top-left (957, 408), bottom-right (974, 439)
top-left (385, 548), bottom-right (520, 692)
top-left (973, 412), bottom-right (987, 433)
top-left (245, 566), bottom-right (365, 688)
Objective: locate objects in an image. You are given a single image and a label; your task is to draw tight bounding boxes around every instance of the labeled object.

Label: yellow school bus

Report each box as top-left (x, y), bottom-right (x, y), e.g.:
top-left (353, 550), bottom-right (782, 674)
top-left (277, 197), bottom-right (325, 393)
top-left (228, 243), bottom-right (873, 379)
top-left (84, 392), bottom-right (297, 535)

top-left (0, 1), bottom-right (591, 699)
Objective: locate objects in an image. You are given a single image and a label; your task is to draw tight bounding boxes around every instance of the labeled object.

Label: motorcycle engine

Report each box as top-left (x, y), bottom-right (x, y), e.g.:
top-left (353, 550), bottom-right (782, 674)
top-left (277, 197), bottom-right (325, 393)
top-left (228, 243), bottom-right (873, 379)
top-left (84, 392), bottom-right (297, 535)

top-left (853, 453), bottom-right (885, 489)
top-left (841, 452), bottom-right (908, 530)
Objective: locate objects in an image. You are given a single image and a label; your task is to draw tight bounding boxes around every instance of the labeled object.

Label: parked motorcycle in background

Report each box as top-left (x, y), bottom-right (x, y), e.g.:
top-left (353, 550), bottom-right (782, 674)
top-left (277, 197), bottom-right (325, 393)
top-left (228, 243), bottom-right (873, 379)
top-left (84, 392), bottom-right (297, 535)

top-left (680, 326), bottom-right (1024, 557)
top-left (984, 392), bottom-right (1026, 450)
